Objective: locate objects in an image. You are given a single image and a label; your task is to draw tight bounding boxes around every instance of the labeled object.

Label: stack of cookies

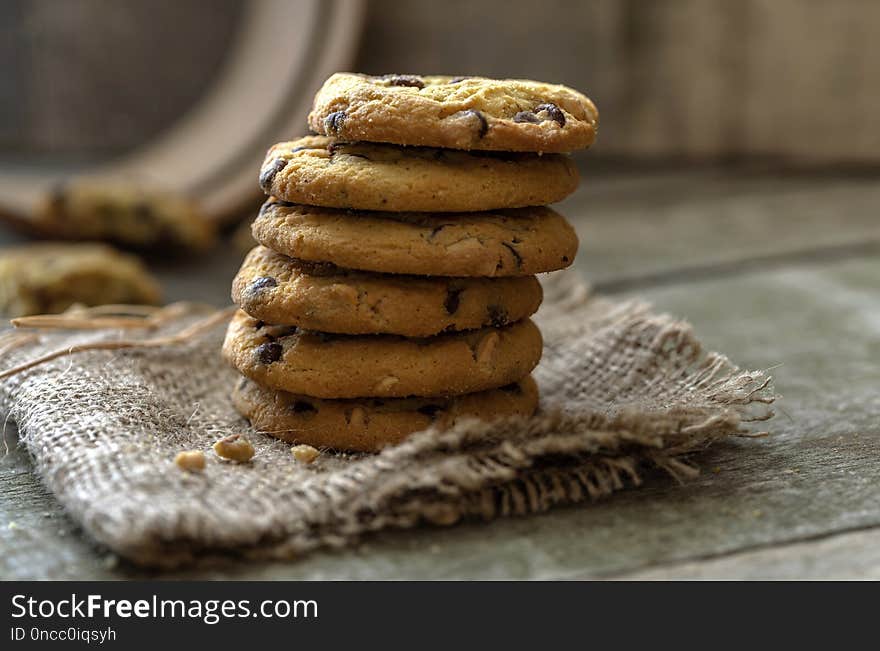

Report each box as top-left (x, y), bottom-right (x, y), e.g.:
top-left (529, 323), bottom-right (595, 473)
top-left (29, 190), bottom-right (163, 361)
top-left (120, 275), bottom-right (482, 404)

top-left (223, 73), bottom-right (598, 452)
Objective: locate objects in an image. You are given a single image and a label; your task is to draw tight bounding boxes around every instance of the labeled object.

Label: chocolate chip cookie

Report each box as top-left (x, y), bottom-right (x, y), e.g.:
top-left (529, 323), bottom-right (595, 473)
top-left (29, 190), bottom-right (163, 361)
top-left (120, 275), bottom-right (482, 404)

top-left (251, 200), bottom-right (578, 277)
top-left (232, 246), bottom-right (542, 336)
top-left (308, 73), bottom-right (598, 153)
top-left (0, 243), bottom-right (162, 317)
top-left (258, 135), bottom-right (578, 211)
top-left (222, 310), bottom-right (542, 399)
top-left (34, 181), bottom-right (216, 252)
top-left (232, 375), bottom-right (538, 452)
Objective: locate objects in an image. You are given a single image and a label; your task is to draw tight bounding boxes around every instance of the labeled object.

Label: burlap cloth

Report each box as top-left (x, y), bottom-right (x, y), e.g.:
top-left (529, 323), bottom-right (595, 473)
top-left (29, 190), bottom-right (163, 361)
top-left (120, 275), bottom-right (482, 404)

top-left (0, 272), bottom-right (774, 568)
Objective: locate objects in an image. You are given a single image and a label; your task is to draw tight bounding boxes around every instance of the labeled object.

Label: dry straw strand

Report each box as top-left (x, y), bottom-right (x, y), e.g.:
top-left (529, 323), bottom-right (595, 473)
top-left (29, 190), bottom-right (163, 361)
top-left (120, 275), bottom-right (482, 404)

top-left (0, 304), bottom-right (236, 380)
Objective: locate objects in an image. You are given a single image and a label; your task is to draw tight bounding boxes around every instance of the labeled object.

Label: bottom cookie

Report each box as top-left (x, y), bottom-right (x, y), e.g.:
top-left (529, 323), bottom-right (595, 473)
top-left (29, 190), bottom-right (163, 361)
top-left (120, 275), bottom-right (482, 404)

top-left (232, 375), bottom-right (539, 452)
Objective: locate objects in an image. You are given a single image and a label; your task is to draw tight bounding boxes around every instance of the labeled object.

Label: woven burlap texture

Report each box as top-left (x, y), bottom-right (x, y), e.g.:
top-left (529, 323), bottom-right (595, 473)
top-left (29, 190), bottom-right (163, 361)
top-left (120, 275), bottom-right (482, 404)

top-left (0, 272), bottom-right (774, 568)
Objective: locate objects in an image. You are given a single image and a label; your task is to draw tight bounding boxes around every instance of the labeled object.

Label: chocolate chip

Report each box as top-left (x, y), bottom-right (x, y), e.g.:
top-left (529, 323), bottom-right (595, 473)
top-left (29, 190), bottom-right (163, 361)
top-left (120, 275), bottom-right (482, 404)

top-left (465, 109), bottom-right (489, 137)
top-left (324, 111), bottom-right (346, 134)
top-left (499, 382), bottom-right (523, 394)
top-left (382, 74), bottom-right (424, 89)
top-left (513, 111), bottom-right (540, 124)
top-left (255, 341), bottom-right (282, 364)
top-left (417, 404), bottom-right (444, 419)
top-left (290, 400), bottom-right (317, 415)
top-left (444, 287), bottom-right (463, 315)
top-left (488, 305), bottom-right (509, 328)
top-left (259, 157), bottom-right (288, 191)
top-left (562, 255), bottom-right (569, 263)
top-left (248, 276), bottom-right (277, 294)
top-left (502, 242), bottom-right (523, 269)
top-left (535, 103), bottom-right (566, 127)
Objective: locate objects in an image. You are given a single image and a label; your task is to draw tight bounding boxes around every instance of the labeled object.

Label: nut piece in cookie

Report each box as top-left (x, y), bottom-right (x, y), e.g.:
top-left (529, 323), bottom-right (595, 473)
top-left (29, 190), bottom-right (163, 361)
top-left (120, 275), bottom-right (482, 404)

top-left (308, 72), bottom-right (599, 153)
top-left (0, 243), bottom-right (162, 317)
top-left (34, 181), bottom-right (216, 252)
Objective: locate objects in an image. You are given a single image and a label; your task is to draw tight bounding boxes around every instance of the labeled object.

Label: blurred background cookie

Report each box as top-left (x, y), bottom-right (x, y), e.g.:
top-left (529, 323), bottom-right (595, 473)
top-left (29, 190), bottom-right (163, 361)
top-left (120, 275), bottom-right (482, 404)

top-left (0, 242), bottom-right (162, 317)
top-left (33, 181), bottom-right (216, 252)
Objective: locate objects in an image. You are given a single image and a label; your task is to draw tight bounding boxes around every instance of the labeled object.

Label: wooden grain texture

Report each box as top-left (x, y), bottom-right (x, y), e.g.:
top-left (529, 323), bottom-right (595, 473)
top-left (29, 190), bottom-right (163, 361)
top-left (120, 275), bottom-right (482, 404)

top-left (611, 527), bottom-right (880, 580)
top-left (1, 169), bottom-right (878, 580)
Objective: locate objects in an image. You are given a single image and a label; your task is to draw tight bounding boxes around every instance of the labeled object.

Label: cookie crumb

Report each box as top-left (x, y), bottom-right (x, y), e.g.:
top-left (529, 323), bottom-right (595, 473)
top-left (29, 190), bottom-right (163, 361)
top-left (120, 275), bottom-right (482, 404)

top-left (213, 434), bottom-right (255, 462)
top-left (174, 450), bottom-right (206, 472)
top-left (292, 444), bottom-right (320, 464)
top-left (475, 331), bottom-right (500, 366)
top-left (348, 406), bottom-right (367, 427)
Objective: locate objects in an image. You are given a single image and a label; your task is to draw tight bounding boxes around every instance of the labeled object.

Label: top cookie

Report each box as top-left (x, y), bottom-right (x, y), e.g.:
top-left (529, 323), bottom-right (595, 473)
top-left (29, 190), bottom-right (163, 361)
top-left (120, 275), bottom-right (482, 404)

top-left (258, 136), bottom-right (578, 212)
top-left (308, 73), bottom-right (599, 153)
top-left (34, 181), bottom-right (216, 252)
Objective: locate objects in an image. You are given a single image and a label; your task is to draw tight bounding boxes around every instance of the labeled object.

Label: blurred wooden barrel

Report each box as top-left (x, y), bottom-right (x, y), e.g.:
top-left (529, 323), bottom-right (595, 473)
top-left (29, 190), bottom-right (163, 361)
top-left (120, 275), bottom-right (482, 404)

top-left (0, 0), bottom-right (364, 224)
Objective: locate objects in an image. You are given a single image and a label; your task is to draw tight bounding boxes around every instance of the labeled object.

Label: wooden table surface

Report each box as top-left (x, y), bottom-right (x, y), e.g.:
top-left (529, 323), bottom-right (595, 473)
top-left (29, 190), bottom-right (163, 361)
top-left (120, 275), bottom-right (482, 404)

top-left (2, 165), bottom-right (878, 580)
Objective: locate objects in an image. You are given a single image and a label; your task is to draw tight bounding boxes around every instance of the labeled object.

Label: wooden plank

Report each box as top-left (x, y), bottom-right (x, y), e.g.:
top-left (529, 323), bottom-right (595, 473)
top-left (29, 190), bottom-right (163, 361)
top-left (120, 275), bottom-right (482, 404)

top-left (1, 450), bottom-right (117, 580)
top-left (609, 527), bottom-right (880, 580)
top-left (564, 169), bottom-right (880, 285)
